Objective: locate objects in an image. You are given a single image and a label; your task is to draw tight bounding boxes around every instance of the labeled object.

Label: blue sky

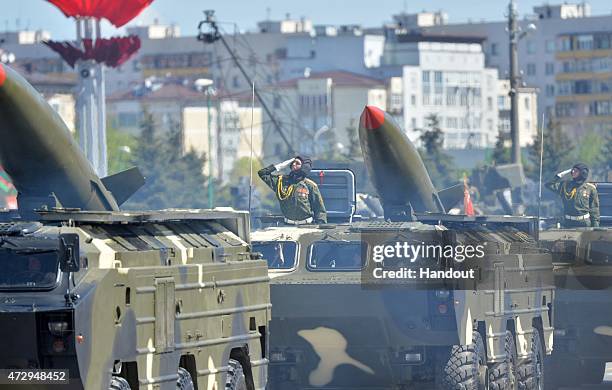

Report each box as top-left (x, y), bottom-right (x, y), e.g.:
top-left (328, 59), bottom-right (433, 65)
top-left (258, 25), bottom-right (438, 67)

top-left (3, 0), bottom-right (612, 40)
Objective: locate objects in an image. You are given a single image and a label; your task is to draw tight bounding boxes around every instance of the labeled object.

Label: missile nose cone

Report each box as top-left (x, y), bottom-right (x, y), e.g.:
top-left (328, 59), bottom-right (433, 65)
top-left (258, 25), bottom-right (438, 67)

top-left (360, 105), bottom-right (385, 130)
top-left (0, 64), bottom-right (6, 87)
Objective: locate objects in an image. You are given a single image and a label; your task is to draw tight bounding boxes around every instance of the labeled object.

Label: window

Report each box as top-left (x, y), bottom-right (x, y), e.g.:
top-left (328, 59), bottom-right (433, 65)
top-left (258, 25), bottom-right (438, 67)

top-left (524, 120), bottom-right (530, 131)
top-left (446, 117), bottom-right (458, 129)
top-left (491, 43), bottom-right (498, 56)
top-left (0, 250), bottom-right (60, 290)
top-left (252, 241), bottom-right (297, 270)
top-left (411, 94), bottom-right (416, 105)
top-left (232, 76), bottom-right (240, 88)
top-left (545, 40), bottom-right (556, 53)
top-left (422, 94), bottom-right (430, 105)
top-left (307, 241), bottom-right (366, 271)
top-left (434, 71), bottom-right (443, 83)
top-left (524, 97), bottom-right (530, 110)
top-left (273, 96), bottom-right (281, 109)
top-left (422, 71), bottom-right (430, 83)
top-left (487, 97), bottom-right (493, 110)
top-left (545, 84), bottom-right (555, 97)
top-left (545, 62), bottom-right (555, 75)
top-left (576, 34), bottom-right (594, 50)
top-left (527, 63), bottom-right (536, 76)
top-left (526, 41), bottom-right (536, 54)
top-left (498, 95), bottom-right (506, 109)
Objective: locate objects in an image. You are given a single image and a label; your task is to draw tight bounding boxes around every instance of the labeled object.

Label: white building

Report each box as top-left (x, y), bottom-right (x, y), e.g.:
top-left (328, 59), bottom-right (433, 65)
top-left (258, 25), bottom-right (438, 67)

top-left (421, 2), bottom-right (612, 135)
top-left (384, 33), bottom-right (499, 149)
top-left (497, 80), bottom-right (539, 147)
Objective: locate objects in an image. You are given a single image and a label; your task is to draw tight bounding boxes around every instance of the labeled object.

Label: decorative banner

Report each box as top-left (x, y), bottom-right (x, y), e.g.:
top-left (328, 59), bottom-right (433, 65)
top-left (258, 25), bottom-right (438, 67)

top-left (46, 0), bottom-right (154, 27)
top-left (44, 36), bottom-right (141, 68)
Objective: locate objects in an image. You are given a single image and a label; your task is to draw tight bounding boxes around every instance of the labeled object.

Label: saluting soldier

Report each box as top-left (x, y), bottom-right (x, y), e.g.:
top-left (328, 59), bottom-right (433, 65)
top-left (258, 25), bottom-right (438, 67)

top-left (258, 156), bottom-right (327, 224)
top-left (546, 162), bottom-right (600, 228)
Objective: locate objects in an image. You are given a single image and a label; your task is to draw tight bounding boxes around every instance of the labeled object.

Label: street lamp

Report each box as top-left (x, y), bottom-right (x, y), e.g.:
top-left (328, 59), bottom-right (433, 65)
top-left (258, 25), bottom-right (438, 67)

top-left (195, 78), bottom-right (216, 208)
top-left (508, 0), bottom-right (536, 165)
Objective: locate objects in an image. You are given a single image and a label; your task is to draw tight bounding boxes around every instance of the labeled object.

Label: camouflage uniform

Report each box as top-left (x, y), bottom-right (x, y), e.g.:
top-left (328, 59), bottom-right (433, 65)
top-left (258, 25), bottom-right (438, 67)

top-left (546, 174), bottom-right (600, 228)
top-left (258, 164), bottom-right (327, 224)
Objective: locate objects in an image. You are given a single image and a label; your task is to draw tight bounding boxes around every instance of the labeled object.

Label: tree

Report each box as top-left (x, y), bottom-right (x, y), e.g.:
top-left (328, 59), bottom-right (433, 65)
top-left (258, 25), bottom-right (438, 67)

top-left (124, 112), bottom-right (209, 210)
top-left (491, 130), bottom-right (511, 165)
top-left (526, 120), bottom-right (575, 183)
top-left (344, 120), bottom-right (362, 160)
top-left (416, 114), bottom-right (456, 188)
top-left (106, 126), bottom-right (137, 174)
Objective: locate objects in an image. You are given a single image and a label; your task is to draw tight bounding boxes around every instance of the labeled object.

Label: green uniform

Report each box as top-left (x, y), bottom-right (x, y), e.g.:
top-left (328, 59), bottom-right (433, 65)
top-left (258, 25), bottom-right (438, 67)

top-left (258, 164), bottom-right (327, 223)
top-left (546, 175), bottom-right (600, 227)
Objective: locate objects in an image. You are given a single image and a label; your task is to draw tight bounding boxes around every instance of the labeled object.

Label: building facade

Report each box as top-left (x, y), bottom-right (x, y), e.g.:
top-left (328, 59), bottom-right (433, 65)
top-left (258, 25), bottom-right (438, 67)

top-left (384, 33), bottom-right (499, 149)
top-left (262, 71), bottom-right (386, 160)
top-left (421, 2), bottom-right (612, 135)
top-left (554, 31), bottom-right (612, 135)
top-left (497, 80), bottom-right (539, 147)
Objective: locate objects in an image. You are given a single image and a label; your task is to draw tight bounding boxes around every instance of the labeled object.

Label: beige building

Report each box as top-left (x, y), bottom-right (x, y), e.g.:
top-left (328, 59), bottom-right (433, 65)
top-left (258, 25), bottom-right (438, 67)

top-left (183, 101), bottom-right (263, 183)
top-left (263, 71), bottom-right (386, 159)
top-left (497, 80), bottom-right (539, 146)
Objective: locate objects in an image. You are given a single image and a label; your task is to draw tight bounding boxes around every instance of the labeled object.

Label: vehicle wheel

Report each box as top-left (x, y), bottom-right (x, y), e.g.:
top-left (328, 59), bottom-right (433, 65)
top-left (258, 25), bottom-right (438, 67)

top-left (177, 367), bottom-right (195, 390)
top-left (226, 359), bottom-right (247, 390)
top-left (489, 331), bottom-right (518, 390)
top-left (442, 331), bottom-right (488, 390)
top-left (110, 376), bottom-right (131, 390)
top-left (516, 328), bottom-right (544, 390)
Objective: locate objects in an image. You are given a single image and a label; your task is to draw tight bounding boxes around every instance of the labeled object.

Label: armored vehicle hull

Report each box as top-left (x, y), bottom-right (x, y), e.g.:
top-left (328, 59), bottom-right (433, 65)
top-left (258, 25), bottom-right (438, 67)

top-left (0, 210), bottom-right (270, 390)
top-left (540, 227), bottom-right (612, 387)
top-left (253, 216), bottom-right (554, 389)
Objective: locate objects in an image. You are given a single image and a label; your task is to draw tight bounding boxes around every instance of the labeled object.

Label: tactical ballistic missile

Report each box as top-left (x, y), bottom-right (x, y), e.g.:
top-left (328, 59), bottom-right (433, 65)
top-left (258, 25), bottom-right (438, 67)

top-left (0, 64), bottom-right (143, 218)
top-left (359, 105), bottom-right (462, 219)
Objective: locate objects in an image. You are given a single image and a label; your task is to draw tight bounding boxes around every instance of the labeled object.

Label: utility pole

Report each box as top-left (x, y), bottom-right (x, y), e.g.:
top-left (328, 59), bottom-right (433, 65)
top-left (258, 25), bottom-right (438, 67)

top-left (508, 0), bottom-right (521, 165)
top-left (197, 10), bottom-right (295, 155)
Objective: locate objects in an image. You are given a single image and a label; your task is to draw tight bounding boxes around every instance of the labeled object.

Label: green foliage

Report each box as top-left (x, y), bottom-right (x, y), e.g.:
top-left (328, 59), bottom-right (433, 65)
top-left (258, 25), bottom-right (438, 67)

top-left (491, 131), bottom-right (511, 165)
top-left (344, 120), bottom-right (362, 160)
top-left (526, 120), bottom-right (575, 182)
top-left (106, 126), bottom-right (137, 175)
top-left (123, 112), bottom-right (209, 210)
top-left (527, 123), bottom-right (610, 182)
top-left (215, 157), bottom-right (279, 213)
top-left (417, 114), bottom-right (457, 188)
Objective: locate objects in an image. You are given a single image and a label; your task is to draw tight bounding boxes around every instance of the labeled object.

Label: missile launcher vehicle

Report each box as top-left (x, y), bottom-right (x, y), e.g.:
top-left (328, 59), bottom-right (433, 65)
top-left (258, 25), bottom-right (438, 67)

top-left (253, 106), bottom-right (555, 389)
top-left (0, 64), bottom-right (270, 390)
top-left (539, 182), bottom-right (612, 387)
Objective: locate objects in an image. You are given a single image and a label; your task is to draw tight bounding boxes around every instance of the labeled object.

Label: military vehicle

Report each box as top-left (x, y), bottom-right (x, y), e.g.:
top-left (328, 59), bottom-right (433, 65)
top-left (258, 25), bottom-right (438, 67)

top-left (539, 181), bottom-right (612, 388)
top-left (0, 63), bottom-right (270, 390)
top-left (253, 106), bottom-right (555, 389)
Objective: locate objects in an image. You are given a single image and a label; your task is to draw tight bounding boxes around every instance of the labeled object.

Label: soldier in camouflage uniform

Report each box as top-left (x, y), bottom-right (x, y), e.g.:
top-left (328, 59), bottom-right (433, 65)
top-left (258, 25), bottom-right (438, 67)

top-left (258, 156), bottom-right (327, 224)
top-left (546, 162), bottom-right (600, 227)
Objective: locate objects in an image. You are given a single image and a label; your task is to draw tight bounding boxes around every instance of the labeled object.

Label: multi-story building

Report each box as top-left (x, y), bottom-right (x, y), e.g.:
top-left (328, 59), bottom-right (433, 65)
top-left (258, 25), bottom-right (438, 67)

top-left (262, 70), bottom-right (386, 160)
top-left (383, 33), bottom-right (499, 149)
top-left (421, 2), bottom-right (612, 135)
top-left (280, 25), bottom-right (385, 80)
top-left (497, 80), bottom-right (539, 147)
top-left (554, 31), bottom-right (612, 135)
top-left (183, 101), bottom-right (263, 183)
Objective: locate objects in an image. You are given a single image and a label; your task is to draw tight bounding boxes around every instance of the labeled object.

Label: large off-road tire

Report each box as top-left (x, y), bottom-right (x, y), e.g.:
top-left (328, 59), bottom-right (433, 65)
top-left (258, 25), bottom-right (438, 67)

top-left (225, 359), bottom-right (247, 390)
top-left (177, 367), bottom-right (195, 390)
top-left (442, 331), bottom-right (488, 390)
top-left (517, 328), bottom-right (544, 390)
top-left (110, 376), bottom-right (131, 390)
top-left (489, 331), bottom-right (518, 390)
